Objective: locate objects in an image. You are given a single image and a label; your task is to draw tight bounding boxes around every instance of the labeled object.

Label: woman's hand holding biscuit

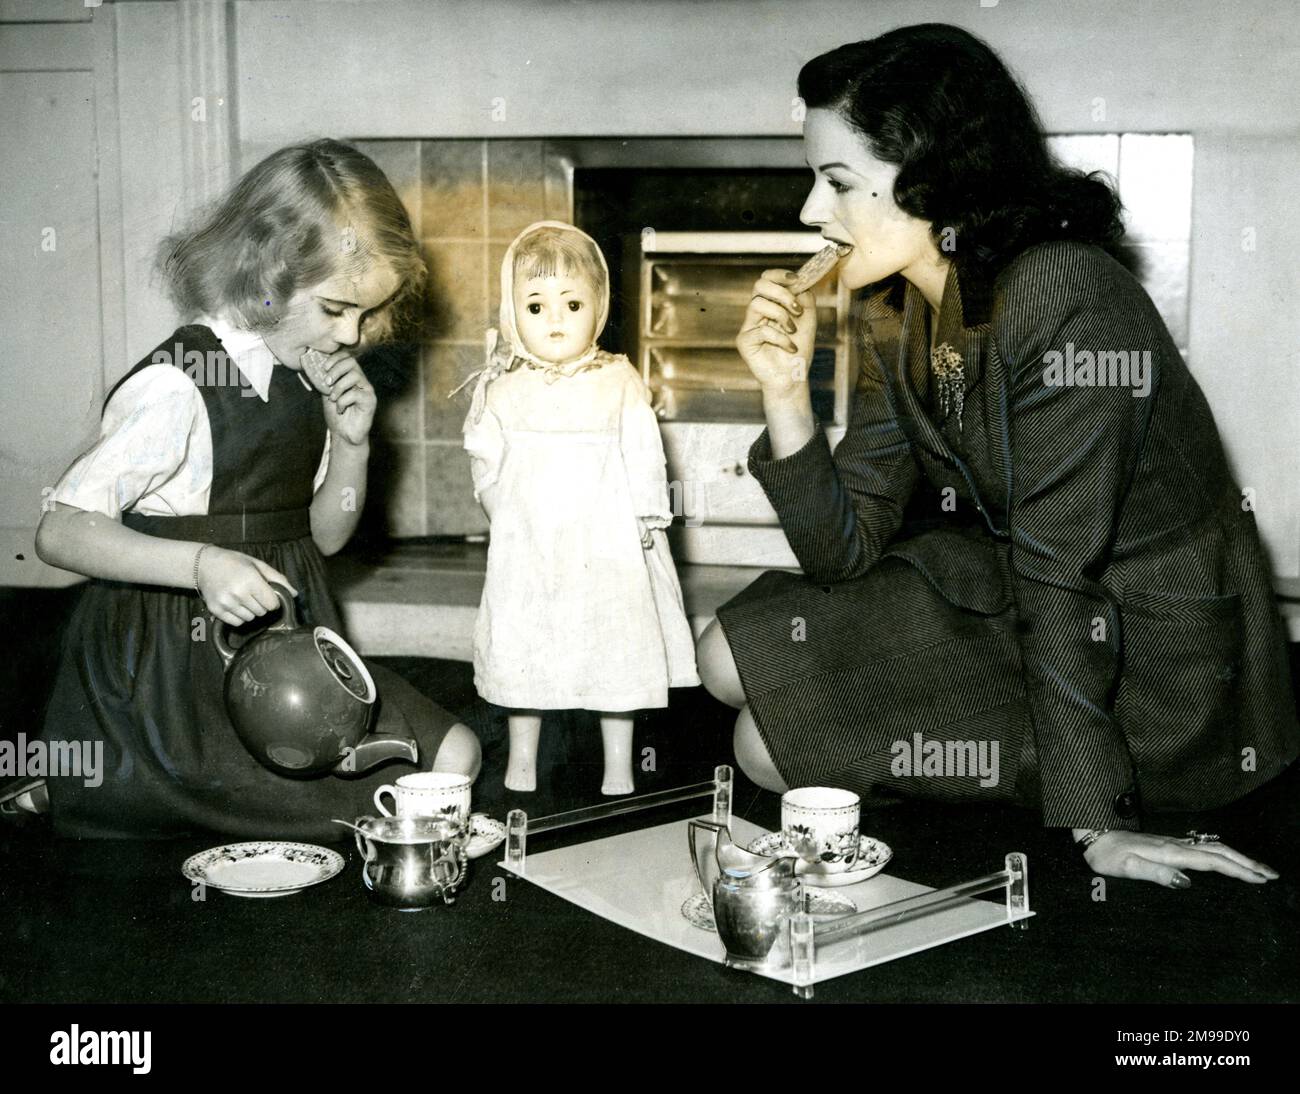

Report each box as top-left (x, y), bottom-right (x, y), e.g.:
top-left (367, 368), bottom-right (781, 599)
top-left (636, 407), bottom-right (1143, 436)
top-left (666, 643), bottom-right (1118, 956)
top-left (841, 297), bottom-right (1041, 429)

top-left (736, 270), bottom-right (819, 397)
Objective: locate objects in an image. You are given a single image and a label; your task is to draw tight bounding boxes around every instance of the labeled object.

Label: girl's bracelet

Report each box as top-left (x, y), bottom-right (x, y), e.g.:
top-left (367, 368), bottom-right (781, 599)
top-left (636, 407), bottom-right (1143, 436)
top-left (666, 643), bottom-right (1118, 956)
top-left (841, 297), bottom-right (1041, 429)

top-left (1075, 828), bottom-right (1110, 848)
top-left (192, 542), bottom-right (215, 591)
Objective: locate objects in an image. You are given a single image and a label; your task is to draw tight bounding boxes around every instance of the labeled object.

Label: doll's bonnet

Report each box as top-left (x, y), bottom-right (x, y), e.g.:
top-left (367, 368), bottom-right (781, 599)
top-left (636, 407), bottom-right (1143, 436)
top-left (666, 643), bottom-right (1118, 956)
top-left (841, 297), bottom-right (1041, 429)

top-left (457, 221), bottom-right (611, 425)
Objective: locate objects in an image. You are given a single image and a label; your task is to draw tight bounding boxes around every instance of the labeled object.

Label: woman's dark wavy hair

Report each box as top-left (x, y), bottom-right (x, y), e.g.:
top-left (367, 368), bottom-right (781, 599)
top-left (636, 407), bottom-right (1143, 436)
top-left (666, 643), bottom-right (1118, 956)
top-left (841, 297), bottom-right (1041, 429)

top-left (158, 139), bottom-right (426, 345)
top-left (798, 24), bottom-right (1124, 276)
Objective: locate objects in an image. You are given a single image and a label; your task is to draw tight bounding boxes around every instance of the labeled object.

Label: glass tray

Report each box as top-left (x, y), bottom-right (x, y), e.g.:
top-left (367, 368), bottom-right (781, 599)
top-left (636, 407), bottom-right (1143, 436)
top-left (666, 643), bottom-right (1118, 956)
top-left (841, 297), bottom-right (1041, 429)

top-left (499, 814), bottom-right (1032, 988)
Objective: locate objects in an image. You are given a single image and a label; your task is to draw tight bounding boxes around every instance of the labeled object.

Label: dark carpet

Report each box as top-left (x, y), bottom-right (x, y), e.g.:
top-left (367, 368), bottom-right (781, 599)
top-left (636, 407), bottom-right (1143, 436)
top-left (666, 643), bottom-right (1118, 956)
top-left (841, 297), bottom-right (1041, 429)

top-left (1, 587), bottom-right (1297, 1003)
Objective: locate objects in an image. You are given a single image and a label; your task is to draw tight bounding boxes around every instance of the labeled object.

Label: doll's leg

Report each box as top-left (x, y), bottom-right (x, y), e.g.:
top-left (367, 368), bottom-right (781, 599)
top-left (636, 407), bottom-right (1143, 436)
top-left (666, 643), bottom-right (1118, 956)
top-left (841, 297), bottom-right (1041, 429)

top-left (598, 714), bottom-right (635, 796)
top-left (505, 711), bottom-right (542, 792)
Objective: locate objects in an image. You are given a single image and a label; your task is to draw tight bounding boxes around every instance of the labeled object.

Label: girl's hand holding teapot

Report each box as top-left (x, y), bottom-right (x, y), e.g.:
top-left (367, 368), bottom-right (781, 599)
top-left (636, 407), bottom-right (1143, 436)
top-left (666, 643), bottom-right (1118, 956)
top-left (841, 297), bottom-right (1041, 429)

top-left (196, 546), bottom-right (297, 626)
top-left (736, 270), bottom-right (819, 397)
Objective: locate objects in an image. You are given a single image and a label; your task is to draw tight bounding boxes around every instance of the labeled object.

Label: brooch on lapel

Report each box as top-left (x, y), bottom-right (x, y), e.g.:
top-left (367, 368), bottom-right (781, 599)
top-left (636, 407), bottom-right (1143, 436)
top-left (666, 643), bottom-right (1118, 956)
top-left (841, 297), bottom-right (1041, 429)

top-left (930, 341), bottom-right (965, 432)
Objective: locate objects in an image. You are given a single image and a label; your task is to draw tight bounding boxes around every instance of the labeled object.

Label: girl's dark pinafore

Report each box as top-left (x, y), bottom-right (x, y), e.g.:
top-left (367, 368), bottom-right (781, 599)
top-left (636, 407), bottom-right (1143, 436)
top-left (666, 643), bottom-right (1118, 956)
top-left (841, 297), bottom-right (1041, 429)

top-left (43, 326), bottom-right (447, 839)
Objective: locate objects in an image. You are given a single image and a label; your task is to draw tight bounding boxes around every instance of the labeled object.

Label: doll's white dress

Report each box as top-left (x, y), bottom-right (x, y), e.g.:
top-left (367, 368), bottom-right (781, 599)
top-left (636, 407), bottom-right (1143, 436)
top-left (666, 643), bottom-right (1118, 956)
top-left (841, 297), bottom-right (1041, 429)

top-left (464, 352), bottom-right (699, 710)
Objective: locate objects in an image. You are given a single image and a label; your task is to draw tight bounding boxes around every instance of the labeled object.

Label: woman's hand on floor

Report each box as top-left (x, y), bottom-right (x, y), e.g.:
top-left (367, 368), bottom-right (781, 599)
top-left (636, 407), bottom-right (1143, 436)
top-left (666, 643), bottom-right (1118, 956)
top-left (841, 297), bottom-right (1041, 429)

top-left (1081, 830), bottom-right (1279, 888)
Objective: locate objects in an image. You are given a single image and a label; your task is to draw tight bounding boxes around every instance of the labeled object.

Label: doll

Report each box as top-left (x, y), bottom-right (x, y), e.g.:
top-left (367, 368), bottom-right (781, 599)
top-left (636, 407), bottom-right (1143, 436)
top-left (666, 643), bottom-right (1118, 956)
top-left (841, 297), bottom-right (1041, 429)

top-left (460, 221), bottom-right (699, 794)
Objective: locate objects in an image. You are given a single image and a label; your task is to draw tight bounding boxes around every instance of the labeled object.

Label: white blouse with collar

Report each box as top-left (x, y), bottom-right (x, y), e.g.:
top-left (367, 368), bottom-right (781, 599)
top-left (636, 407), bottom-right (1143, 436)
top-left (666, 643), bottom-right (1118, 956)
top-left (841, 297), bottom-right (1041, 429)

top-left (52, 316), bottom-right (330, 520)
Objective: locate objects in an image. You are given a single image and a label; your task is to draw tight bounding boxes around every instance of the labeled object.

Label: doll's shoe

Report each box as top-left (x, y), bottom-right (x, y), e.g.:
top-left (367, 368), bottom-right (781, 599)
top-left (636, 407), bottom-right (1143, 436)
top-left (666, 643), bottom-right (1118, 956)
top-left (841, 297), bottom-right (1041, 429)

top-left (0, 776), bottom-right (48, 819)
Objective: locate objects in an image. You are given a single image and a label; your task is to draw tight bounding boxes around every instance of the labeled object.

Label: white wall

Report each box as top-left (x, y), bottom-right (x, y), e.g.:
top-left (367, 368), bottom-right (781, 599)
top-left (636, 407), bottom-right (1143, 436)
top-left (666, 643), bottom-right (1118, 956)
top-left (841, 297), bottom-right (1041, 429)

top-left (0, 0), bottom-right (235, 586)
top-left (233, 0), bottom-right (1299, 139)
top-left (1189, 135), bottom-right (1300, 583)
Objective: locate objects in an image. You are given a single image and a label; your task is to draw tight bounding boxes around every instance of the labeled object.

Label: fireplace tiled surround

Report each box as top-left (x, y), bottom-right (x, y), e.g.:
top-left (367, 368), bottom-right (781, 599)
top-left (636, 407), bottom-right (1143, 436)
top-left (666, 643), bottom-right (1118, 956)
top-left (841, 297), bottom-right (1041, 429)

top-left (350, 133), bottom-right (1197, 544)
top-left (350, 139), bottom-right (571, 538)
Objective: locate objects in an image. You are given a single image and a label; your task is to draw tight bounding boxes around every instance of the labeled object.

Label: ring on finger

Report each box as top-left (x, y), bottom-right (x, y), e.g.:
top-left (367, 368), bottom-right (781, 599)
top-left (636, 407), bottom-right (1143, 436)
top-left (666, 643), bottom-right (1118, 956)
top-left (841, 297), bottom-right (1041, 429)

top-left (1184, 829), bottom-right (1221, 844)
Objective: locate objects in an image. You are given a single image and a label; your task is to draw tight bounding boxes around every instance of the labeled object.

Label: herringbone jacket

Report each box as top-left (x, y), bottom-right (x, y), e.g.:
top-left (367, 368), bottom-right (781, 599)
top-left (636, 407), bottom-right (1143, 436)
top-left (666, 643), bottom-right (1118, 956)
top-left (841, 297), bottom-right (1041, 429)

top-left (750, 241), bottom-right (1298, 830)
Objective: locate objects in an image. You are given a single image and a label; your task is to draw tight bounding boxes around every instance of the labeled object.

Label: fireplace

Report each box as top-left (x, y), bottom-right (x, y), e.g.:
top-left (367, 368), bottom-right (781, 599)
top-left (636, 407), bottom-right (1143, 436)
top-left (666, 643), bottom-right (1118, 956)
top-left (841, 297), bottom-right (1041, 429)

top-left (367, 135), bottom-right (1191, 559)
top-left (556, 134), bottom-right (1193, 566)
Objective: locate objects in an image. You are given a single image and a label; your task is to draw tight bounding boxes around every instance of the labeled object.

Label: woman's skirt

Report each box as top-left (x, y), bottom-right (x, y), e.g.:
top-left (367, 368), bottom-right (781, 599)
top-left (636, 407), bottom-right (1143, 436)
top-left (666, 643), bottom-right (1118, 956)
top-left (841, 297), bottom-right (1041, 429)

top-left (42, 535), bottom-right (455, 840)
top-left (716, 553), bottom-right (1039, 809)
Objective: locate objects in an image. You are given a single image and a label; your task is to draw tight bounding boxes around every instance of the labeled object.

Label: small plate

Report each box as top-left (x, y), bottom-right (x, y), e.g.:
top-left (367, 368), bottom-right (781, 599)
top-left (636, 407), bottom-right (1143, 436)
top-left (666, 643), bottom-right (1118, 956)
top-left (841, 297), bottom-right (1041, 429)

top-left (746, 832), bottom-right (893, 887)
top-left (681, 888), bottom-right (857, 933)
top-left (466, 814), bottom-right (506, 860)
top-left (181, 841), bottom-right (344, 898)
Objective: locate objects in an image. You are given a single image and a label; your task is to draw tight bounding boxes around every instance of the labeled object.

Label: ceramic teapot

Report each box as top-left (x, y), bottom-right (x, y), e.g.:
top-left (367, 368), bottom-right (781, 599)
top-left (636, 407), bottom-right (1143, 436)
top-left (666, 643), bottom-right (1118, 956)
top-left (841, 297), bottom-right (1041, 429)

top-left (212, 583), bottom-right (418, 777)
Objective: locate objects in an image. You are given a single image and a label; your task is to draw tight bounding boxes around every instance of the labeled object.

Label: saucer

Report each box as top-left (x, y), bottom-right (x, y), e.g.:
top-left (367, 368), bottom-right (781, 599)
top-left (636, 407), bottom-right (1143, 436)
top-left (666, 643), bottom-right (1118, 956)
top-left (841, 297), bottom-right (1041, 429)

top-left (746, 832), bottom-right (893, 887)
top-left (182, 842), bottom-right (344, 898)
top-left (465, 814), bottom-right (506, 860)
top-left (681, 888), bottom-right (857, 933)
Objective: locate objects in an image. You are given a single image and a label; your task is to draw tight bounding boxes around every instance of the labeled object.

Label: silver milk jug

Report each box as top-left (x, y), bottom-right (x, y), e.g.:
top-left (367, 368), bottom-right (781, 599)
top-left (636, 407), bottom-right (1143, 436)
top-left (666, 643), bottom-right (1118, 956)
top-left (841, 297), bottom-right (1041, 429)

top-left (688, 819), bottom-right (803, 971)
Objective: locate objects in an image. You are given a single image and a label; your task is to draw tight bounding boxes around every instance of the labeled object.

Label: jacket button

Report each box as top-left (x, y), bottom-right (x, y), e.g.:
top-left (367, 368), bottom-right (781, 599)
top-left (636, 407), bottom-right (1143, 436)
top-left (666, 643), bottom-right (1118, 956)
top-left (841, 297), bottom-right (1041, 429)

top-left (1113, 789), bottom-right (1139, 819)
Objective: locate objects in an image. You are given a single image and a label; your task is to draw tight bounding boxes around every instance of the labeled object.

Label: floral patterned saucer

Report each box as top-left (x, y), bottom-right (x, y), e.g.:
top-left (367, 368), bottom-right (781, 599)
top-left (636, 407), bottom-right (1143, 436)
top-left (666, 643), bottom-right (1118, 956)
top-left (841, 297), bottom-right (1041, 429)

top-left (746, 832), bottom-right (893, 888)
top-left (181, 842), bottom-right (344, 898)
top-left (681, 888), bottom-right (857, 933)
top-left (465, 814), bottom-right (506, 860)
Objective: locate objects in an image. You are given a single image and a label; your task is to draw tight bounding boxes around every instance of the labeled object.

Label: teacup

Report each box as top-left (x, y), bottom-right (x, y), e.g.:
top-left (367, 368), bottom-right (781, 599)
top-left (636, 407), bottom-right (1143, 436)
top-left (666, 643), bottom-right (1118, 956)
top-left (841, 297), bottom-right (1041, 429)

top-left (374, 772), bottom-right (472, 828)
top-left (781, 786), bottom-right (861, 873)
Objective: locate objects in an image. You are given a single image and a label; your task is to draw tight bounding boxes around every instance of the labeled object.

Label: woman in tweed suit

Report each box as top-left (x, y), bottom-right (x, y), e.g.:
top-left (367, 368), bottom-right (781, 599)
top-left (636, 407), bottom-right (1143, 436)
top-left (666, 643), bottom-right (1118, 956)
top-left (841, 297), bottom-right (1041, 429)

top-left (699, 24), bottom-right (1298, 888)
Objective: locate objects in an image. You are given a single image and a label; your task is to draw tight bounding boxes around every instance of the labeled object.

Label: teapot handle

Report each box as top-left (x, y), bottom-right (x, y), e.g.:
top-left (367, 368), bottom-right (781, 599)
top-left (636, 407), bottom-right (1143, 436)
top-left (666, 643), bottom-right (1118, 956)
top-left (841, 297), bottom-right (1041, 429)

top-left (211, 582), bottom-right (300, 667)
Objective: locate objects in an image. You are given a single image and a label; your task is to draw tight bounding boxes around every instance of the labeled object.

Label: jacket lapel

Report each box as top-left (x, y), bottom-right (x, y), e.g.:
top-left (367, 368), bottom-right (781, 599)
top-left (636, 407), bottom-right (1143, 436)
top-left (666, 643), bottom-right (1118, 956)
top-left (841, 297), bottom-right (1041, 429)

top-left (889, 265), bottom-right (975, 467)
top-left (876, 264), bottom-right (1006, 534)
top-left (929, 264), bottom-right (987, 430)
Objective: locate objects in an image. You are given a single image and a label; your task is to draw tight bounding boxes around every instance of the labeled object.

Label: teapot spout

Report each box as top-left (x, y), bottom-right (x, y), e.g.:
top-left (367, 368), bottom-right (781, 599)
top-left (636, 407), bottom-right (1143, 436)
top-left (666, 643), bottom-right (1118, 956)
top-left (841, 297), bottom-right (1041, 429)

top-left (334, 734), bottom-right (419, 776)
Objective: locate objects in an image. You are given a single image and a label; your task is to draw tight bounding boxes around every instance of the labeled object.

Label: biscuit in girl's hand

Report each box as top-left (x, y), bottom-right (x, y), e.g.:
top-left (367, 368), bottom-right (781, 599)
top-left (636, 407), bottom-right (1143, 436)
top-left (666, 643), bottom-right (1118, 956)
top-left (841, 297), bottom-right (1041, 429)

top-left (300, 349), bottom-right (333, 394)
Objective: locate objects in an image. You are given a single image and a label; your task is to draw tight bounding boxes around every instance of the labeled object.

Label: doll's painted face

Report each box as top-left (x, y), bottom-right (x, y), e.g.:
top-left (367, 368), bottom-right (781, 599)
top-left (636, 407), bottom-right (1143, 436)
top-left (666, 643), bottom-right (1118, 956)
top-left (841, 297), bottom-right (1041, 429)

top-left (261, 263), bottom-right (400, 368)
top-left (512, 271), bottom-right (599, 365)
top-left (798, 108), bottom-right (937, 292)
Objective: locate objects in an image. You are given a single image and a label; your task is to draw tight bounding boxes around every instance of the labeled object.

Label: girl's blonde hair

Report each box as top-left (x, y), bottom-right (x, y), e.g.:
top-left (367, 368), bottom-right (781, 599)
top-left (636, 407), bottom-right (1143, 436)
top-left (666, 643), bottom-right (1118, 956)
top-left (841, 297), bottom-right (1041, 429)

top-left (158, 139), bottom-right (426, 345)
